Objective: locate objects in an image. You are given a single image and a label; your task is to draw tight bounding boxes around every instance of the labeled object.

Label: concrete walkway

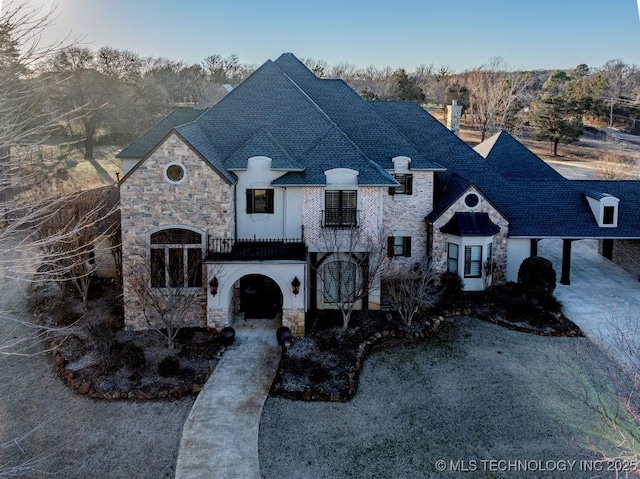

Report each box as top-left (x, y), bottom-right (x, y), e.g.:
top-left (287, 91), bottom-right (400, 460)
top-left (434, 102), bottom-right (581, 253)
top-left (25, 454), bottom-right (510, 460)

top-left (175, 317), bottom-right (281, 479)
top-left (539, 239), bottom-right (640, 372)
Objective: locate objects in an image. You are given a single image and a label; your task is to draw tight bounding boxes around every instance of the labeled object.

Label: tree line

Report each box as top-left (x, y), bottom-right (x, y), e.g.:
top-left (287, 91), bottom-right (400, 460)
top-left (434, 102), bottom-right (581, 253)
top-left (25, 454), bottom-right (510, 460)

top-left (27, 44), bottom-right (640, 160)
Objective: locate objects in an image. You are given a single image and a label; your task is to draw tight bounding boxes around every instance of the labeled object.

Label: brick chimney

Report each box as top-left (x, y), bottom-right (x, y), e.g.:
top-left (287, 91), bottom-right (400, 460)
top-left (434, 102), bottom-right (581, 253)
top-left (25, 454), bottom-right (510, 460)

top-left (446, 100), bottom-right (462, 136)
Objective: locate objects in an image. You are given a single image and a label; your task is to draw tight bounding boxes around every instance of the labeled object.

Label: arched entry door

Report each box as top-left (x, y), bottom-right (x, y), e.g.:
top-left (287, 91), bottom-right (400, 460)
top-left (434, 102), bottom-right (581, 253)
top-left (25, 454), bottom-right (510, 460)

top-left (237, 274), bottom-right (283, 319)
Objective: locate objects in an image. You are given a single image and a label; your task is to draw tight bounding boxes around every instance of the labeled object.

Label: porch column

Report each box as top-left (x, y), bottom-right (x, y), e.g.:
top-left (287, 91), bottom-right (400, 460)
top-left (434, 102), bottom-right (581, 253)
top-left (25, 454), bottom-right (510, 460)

top-left (530, 239), bottom-right (540, 257)
top-left (560, 239), bottom-right (573, 285)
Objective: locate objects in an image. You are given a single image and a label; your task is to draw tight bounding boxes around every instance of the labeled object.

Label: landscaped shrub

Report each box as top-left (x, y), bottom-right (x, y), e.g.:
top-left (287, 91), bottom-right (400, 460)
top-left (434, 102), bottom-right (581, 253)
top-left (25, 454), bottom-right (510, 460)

top-left (119, 341), bottom-right (146, 370)
top-left (106, 313), bottom-right (124, 331)
top-left (439, 272), bottom-right (464, 301)
top-left (517, 256), bottom-right (557, 296)
top-left (158, 356), bottom-right (180, 377)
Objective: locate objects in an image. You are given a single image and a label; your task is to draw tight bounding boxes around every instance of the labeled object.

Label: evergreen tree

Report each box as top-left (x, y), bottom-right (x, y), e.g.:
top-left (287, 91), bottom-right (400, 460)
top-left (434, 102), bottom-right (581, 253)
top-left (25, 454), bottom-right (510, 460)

top-left (530, 71), bottom-right (583, 156)
top-left (391, 68), bottom-right (425, 102)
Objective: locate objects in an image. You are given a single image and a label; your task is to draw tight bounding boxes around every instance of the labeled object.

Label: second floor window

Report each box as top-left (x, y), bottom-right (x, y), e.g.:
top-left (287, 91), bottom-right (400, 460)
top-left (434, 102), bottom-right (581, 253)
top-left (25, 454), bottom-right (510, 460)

top-left (324, 190), bottom-right (357, 227)
top-left (246, 189), bottom-right (274, 214)
top-left (389, 174), bottom-right (413, 195)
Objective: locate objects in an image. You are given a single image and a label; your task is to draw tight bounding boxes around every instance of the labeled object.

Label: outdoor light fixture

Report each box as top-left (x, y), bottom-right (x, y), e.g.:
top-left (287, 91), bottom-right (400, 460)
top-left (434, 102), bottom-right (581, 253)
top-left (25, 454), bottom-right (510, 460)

top-left (209, 277), bottom-right (219, 296)
top-left (291, 276), bottom-right (300, 295)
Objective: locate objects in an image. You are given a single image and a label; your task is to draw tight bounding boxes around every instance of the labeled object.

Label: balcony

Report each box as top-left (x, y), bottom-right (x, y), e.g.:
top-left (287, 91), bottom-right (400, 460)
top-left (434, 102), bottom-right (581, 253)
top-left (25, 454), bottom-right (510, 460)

top-left (322, 208), bottom-right (359, 228)
top-left (209, 238), bottom-right (307, 261)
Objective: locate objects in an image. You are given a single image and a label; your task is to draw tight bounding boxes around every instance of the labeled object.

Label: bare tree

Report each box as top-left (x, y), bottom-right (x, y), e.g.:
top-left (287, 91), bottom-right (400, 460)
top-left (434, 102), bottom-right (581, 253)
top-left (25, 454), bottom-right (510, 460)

top-left (313, 224), bottom-right (390, 329)
top-left (32, 186), bottom-right (120, 311)
top-left (464, 57), bottom-right (533, 141)
top-left (126, 261), bottom-right (217, 351)
top-left (384, 259), bottom-right (439, 326)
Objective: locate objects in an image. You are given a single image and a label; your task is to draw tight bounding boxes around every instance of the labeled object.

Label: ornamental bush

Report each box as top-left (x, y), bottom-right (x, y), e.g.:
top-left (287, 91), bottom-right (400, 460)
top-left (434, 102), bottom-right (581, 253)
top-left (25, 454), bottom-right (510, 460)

top-left (119, 341), bottom-right (146, 370)
top-left (158, 355), bottom-right (180, 377)
top-left (517, 256), bottom-right (557, 296)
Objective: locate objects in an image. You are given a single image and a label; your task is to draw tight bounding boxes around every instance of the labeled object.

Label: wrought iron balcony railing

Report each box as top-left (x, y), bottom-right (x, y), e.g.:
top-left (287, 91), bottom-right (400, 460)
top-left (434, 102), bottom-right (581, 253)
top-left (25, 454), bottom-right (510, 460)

top-left (322, 208), bottom-right (359, 228)
top-left (209, 238), bottom-right (307, 261)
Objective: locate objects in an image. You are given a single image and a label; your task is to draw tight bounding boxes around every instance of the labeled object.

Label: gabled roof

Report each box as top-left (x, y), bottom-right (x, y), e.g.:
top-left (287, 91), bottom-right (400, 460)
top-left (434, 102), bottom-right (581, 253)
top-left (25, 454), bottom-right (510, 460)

top-left (474, 131), bottom-right (564, 180)
top-left (440, 212), bottom-right (501, 236)
top-left (117, 109), bottom-right (203, 159)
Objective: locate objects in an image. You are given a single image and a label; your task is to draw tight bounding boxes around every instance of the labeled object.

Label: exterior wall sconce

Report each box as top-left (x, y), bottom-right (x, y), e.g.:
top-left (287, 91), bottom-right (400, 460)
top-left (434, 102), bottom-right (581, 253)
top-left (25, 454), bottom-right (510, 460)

top-left (291, 276), bottom-right (300, 295)
top-left (209, 277), bottom-right (219, 296)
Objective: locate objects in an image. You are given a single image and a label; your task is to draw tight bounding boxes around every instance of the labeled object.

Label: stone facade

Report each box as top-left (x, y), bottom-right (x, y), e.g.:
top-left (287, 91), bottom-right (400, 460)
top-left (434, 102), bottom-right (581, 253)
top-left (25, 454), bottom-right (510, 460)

top-left (282, 308), bottom-right (305, 336)
top-left (430, 187), bottom-right (509, 285)
top-left (382, 171), bottom-right (434, 269)
top-left (121, 133), bottom-right (234, 330)
top-left (605, 239), bottom-right (640, 280)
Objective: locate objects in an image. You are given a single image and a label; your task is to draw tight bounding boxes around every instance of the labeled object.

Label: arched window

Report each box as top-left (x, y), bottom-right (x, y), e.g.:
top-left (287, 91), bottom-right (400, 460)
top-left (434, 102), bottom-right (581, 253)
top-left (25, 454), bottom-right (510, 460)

top-left (149, 228), bottom-right (204, 288)
top-left (323, 260), bottom-right (356, 303)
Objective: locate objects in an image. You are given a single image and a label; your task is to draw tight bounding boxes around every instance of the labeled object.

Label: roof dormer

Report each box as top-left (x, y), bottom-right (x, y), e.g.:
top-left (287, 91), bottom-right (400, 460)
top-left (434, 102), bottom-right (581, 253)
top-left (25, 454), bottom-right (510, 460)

top-left (585, 192), bottom-right (619, 228)
top-left (391, 156), bottom-right (411, 173)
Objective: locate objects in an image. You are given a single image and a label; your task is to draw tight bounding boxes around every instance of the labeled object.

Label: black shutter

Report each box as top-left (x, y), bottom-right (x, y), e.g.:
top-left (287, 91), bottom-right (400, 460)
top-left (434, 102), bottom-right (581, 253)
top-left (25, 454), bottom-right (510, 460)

top-left (266, 189), bottom-right (274, 213)
top-left (405, 175), bottom-right (413, 195)
top-left (387, 236), bottom-right (394, 257)
top-left (388, 186), bottom-right (396, 195)
top-left (246, 189), bottom-right (253, 214)
top-left (403, 237), bottom-right (412, 257)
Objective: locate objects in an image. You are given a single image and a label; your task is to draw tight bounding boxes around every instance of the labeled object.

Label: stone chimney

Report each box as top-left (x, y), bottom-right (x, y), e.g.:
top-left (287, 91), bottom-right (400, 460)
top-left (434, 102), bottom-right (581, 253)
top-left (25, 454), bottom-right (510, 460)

top-left (446, 99), bottom-right (462, 136)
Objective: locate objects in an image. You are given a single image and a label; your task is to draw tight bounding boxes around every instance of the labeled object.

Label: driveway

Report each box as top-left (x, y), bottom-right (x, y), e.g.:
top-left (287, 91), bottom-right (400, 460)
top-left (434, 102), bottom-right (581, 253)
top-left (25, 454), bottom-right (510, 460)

top-left (538, 239), bottom-right (640, 372)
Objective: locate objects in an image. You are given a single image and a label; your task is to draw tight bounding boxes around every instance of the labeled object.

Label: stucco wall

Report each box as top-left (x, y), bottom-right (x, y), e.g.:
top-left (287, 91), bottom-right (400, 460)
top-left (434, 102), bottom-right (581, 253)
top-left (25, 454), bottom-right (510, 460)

top-left (506, 238), bottom-right (531, 282)
top-left (430, 187), bottom-right (509, 288)
top-left (234, 156), bottom-right (303, 239)
top-left (120, 133), bottom-right (234, 329)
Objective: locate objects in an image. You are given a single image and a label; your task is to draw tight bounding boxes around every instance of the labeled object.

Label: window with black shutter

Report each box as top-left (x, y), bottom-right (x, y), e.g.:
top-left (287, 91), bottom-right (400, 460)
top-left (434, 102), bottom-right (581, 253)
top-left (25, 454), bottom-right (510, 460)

top-left (389, 174), bottom-right (413, 195)
top-left (387, 236), bottom-right (411, 257)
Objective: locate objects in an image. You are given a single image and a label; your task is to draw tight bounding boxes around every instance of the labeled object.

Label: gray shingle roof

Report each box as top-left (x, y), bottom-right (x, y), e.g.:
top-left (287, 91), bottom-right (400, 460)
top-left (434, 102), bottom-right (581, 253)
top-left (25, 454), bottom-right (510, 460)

top-left (374, 99), bottom-right (640, 238)
top-left (225, 129), bottom-right (302, 171)
top-left (474, 131), bottom-right (564, 180)
top-left (118, 53), bottom-right (640, 240)
top-left (273, 54), bottom-right (444, 171)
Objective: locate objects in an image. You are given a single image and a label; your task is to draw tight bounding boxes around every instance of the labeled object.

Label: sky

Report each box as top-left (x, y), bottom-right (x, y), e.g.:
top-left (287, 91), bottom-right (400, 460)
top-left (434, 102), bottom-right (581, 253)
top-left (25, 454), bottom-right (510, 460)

top-left (9, 0), bottom-right (640, 72)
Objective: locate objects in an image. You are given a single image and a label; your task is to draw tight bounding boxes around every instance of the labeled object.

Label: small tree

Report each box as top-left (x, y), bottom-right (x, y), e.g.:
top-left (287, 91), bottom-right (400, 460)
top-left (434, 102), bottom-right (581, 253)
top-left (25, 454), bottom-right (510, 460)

top-left (384, 260), bottom-right (439, 326)
top-left (313, 224), bottom-right (390, 329)
top-left (33, 186), bottom-right (120, 310)
top-left (127, 262), bottom-right (217, 351)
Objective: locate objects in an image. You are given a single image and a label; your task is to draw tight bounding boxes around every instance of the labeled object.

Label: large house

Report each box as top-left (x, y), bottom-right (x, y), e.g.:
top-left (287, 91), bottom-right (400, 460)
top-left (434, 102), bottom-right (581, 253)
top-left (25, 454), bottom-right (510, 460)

top-left (117, 53), bottom-right (640, 336)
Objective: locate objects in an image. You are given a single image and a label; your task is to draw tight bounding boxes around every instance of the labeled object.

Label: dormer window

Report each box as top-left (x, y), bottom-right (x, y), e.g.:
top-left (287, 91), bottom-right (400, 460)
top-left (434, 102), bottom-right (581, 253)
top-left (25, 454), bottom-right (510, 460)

top-left (389, 156), bottom-right (412, 195)
top-left (603, 206), bottom-right (615, 225)
top-left (585, 193), bottom-right (619, 228)
top-left (389, 174), bottom-right (413, 195)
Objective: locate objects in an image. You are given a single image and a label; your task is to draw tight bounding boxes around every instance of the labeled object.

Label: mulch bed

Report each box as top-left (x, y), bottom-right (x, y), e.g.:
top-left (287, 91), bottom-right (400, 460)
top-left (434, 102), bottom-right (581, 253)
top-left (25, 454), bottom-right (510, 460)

top-left (31, 278), bottom-right (225, 400)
